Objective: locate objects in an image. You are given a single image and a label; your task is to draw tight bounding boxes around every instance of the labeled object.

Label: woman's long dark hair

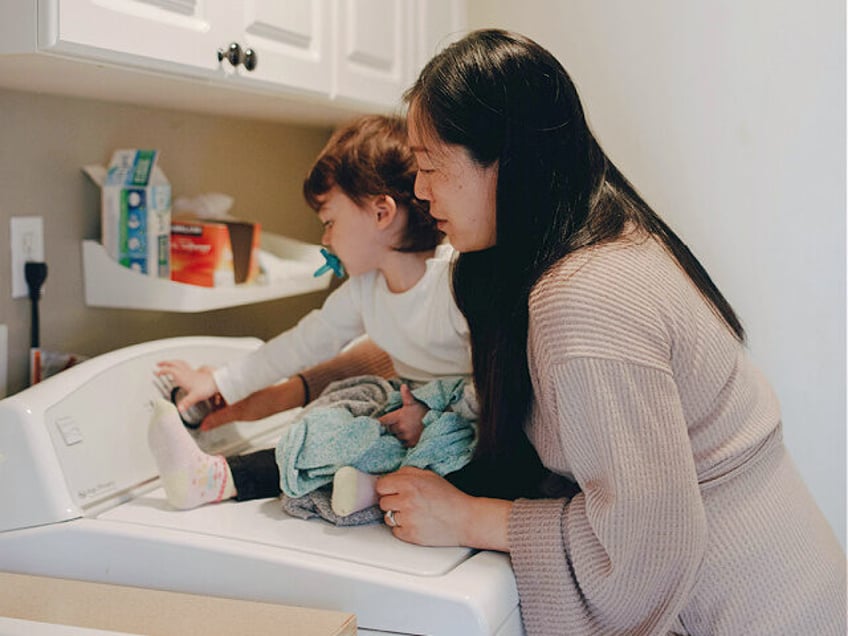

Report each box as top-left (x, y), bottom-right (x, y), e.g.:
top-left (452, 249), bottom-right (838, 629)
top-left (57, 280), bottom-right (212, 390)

top-left (406, 29), bottom-right (744, 460)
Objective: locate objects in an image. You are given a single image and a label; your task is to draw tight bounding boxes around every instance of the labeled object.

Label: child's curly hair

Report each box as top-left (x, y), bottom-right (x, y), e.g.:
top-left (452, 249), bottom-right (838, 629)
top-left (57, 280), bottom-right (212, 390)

top-left (303, 114), bottom-right (442, 252)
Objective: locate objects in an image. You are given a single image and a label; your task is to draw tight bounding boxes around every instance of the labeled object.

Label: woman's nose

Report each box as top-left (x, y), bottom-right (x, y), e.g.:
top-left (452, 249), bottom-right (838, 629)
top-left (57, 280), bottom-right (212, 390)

top-left (414, 173), bottom-right (429, 200)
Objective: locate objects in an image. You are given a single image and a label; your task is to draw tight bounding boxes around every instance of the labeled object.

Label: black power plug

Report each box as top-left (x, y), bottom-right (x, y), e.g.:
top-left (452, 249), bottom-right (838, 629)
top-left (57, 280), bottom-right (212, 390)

top-left (25, 261), bottom-right (47, 348)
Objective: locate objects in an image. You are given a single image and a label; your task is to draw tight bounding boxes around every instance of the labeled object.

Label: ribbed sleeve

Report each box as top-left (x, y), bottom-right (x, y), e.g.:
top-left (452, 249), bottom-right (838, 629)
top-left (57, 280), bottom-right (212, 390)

top-left (511, 360), bottom-right (706, 635)
top-left (509, 233), bottom-right (845, 635)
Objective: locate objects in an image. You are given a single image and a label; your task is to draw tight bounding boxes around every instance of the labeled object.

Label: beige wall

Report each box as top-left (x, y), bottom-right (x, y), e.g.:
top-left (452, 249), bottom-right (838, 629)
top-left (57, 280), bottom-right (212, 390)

top-left (0, 88), bottom-right (335, 396)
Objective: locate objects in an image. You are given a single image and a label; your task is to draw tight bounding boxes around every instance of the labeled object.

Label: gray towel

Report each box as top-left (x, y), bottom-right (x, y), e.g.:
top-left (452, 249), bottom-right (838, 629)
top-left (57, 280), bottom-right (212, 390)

top-left (281, 486), bottom-right (384, 526)
top-left (275, 375), bottom-right (476, 500)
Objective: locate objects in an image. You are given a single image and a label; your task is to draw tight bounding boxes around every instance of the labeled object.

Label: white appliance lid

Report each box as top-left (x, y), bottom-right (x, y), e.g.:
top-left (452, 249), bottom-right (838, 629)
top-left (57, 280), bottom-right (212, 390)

top-left (99, 488), bottom-right (474, 577)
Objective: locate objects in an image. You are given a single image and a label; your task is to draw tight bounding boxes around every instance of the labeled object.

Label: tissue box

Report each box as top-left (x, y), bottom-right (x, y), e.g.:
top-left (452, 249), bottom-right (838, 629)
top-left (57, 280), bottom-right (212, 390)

top-left (170, 218), bottom-right (261, 287)
top-left (97, 149), bottom-right (171, 278)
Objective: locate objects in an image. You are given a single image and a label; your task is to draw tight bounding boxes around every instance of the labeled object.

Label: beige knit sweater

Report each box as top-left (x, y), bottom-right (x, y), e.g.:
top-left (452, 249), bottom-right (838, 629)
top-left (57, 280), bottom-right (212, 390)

top-left (508, 232), bottom-right (846, 635)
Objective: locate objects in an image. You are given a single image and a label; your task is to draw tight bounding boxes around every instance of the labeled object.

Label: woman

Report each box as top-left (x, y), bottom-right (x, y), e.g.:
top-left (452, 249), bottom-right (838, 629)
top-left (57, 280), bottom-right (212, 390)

top-left (375, 29), bottom-right (845, 635)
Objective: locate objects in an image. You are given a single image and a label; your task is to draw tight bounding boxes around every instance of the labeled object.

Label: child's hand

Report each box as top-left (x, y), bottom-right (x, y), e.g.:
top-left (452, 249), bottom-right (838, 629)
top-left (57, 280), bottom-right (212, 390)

top-left (155, 360), bottom-right (218, 414)
top-left (379, 384), bottom-right (427, 448)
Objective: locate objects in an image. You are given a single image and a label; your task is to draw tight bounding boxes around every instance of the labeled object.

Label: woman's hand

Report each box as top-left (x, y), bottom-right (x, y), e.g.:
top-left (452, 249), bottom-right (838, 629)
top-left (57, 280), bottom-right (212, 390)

top-left (376, 466), bottom-right (513, 551)
top-left (154, 360), bottom-right (218, 412)
top-left (379, 384), bottom-right (426, 447)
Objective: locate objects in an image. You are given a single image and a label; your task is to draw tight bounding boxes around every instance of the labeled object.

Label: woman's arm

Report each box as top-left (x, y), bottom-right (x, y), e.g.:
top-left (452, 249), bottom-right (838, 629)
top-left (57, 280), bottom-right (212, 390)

top-left (200, 338), bottom-right (395, 430)
top-left (508, 358), bottom-right (706, 634)
top-left (298, 336), bottom-right (395, 398)
top-left (199, 380), bottom-right (305, 430)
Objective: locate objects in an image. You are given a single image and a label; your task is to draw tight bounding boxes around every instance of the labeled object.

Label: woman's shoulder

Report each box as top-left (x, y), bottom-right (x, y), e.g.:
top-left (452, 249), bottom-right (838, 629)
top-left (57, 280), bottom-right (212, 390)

top-left (531, 231), bottom-right (677, 305)
top-left (528, 232), bottom-right (694, 365)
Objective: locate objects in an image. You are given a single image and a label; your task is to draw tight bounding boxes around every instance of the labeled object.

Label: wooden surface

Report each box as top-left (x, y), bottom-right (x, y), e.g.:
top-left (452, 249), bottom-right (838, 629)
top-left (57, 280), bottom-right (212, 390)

top-left (0, 572), bottom-right (356, 636)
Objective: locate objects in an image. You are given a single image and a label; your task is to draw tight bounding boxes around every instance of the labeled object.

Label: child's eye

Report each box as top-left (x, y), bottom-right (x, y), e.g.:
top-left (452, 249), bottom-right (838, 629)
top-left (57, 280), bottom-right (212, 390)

top-left (322, 220), bottom-right (334, 229)
top-left (418, 168), bottom-right (435, 175)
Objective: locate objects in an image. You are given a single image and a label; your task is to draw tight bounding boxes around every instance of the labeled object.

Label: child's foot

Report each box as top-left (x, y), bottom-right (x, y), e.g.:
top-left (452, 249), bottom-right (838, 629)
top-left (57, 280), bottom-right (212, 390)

top-left (331, 466), bottom-right (379, 516)
top-left (147, 398), bottom-right (236, 509)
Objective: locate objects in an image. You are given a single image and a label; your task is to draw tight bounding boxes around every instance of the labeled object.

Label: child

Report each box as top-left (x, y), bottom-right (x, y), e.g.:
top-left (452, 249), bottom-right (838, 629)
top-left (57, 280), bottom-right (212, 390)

top-left (150, 114), bottom-right (473, 514)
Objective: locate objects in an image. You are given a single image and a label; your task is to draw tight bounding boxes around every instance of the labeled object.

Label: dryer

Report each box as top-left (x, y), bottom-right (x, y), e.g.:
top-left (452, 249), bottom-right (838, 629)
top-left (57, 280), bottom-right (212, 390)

top-left (0, 337), bottom-right (522, 635)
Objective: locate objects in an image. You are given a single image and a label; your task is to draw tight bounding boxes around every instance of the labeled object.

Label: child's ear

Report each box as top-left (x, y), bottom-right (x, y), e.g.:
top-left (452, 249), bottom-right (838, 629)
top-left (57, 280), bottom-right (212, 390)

top-left (372, 195), bottom-right (398, 229)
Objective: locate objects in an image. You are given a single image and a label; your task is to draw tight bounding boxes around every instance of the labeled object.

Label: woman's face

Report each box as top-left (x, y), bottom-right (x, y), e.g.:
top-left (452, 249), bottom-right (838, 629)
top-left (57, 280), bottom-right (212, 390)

top-left (408, 107), bottom-right (498, 253)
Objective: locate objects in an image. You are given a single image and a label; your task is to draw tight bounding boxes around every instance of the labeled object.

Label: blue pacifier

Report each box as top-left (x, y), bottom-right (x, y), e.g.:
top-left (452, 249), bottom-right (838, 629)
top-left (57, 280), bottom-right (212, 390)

top-left (313, 248), bottom-right (346, 278)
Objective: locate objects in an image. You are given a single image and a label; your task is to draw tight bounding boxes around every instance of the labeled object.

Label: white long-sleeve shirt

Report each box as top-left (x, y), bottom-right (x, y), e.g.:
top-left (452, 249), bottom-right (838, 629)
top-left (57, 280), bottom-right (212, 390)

top-left (214, 244), bottom-right (470, 404)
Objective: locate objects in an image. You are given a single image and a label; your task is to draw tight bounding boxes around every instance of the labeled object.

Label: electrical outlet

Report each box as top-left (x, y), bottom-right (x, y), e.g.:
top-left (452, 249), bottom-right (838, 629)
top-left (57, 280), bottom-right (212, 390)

top-left (10, 216), bottom-right (45, 299)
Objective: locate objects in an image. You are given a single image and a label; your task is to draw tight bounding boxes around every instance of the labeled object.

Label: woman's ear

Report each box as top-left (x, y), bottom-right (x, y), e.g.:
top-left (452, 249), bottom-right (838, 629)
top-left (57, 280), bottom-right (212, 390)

top-left (372, 195), bottom-right (398, 229)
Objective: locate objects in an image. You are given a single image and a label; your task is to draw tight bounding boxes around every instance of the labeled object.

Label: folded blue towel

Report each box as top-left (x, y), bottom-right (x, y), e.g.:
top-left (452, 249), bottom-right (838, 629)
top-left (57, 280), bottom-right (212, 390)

top-left (275, 375), bottom-right (476, 498)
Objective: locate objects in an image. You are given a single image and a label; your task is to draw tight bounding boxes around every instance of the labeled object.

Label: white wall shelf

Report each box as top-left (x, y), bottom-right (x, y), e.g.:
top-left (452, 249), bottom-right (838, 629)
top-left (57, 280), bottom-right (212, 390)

top-left (82, 233), bottom-right (332, 313)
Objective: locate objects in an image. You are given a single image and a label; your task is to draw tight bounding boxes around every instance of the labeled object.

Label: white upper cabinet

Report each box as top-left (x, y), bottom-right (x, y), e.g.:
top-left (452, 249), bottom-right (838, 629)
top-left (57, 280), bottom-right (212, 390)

top-left (41, 1), bottom-right (228, 73)
top-left (39, 0), bottom-right (333, 96)
top-left (332, 0), bottom-right (410, 107)
top-left (239, 1), bottom-right (332, 94)
top-left (332, 0), bottom-right (466, 109)
top-left (0, 0), bottom-right (466, 123)
top-left (410, 0), bottom-right (467, 83)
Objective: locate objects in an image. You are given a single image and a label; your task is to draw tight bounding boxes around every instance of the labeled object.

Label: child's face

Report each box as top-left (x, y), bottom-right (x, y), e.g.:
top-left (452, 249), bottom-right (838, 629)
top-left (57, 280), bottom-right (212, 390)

top-left (316, 187), bottom-right (383, 276)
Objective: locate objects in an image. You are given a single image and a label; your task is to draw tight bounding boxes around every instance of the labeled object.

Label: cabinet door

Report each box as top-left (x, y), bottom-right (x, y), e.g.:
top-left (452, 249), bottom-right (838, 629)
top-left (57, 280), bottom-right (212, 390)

top-left (332, 0), bottom-right (411, 108)
top-left (410, 0), bottom-right (467, 84)
top-left (41, 0), bottom-right (229, 74)
top-left (40, 0), bottom-right (332, 95)
top-left (227, 0), bottom-right (332, 95)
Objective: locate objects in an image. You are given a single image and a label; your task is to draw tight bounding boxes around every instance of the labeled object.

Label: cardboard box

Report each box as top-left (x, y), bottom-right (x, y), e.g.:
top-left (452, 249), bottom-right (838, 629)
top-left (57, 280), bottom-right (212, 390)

top-left (90, 149), bottom-right (171, 278)
top-left (170, 217), bottom-right (261, 287)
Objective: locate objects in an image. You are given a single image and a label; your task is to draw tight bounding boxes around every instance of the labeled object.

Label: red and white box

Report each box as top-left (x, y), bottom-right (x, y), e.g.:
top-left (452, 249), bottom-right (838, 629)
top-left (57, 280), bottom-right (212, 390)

top-left (170, 217), bottom-right (260, 287)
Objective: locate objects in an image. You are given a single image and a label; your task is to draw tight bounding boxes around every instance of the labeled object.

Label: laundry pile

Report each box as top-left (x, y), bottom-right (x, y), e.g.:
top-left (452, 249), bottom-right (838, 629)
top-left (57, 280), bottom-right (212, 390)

top-left (277, 375), bottom-right (477, 525)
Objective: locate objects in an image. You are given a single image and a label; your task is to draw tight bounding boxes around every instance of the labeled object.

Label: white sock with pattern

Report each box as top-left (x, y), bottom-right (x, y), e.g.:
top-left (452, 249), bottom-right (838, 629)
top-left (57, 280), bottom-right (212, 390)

top-left (148, 398), bottom-right (237, 509)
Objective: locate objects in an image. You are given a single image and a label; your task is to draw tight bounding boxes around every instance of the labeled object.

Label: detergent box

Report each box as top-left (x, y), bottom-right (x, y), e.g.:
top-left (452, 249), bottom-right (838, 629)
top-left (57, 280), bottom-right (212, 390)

top-left (94, 149), bottom-right (171, 278)
top-left (170, 217), bottom-right (261, 287)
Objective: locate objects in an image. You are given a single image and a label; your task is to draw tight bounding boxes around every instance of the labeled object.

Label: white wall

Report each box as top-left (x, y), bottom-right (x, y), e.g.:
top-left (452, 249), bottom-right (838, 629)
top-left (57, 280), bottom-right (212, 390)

top-left (468, 0), bottom-right (846, 546)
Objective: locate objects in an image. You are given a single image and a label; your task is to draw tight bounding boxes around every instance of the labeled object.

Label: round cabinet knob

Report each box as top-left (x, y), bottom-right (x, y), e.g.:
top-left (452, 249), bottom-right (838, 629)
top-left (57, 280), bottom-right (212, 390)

top-left (216, 42), bottom-right (242, 66)
top-left (243, 48), bottom-right (258, 71)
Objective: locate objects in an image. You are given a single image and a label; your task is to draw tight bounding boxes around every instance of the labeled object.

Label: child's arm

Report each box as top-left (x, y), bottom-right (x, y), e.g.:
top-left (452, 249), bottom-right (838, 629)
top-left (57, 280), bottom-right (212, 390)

top-left (154, 360), bottom-right (219, 413)
top-left (200, 338), bottom-right (396, 430)
top-left (379, 384), bottom-right (427, 447)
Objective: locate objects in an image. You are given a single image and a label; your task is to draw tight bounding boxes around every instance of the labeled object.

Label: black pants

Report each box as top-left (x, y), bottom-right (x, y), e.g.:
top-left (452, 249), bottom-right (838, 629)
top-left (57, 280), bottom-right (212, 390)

top-left (227, 449), bottom-right (280, 501)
